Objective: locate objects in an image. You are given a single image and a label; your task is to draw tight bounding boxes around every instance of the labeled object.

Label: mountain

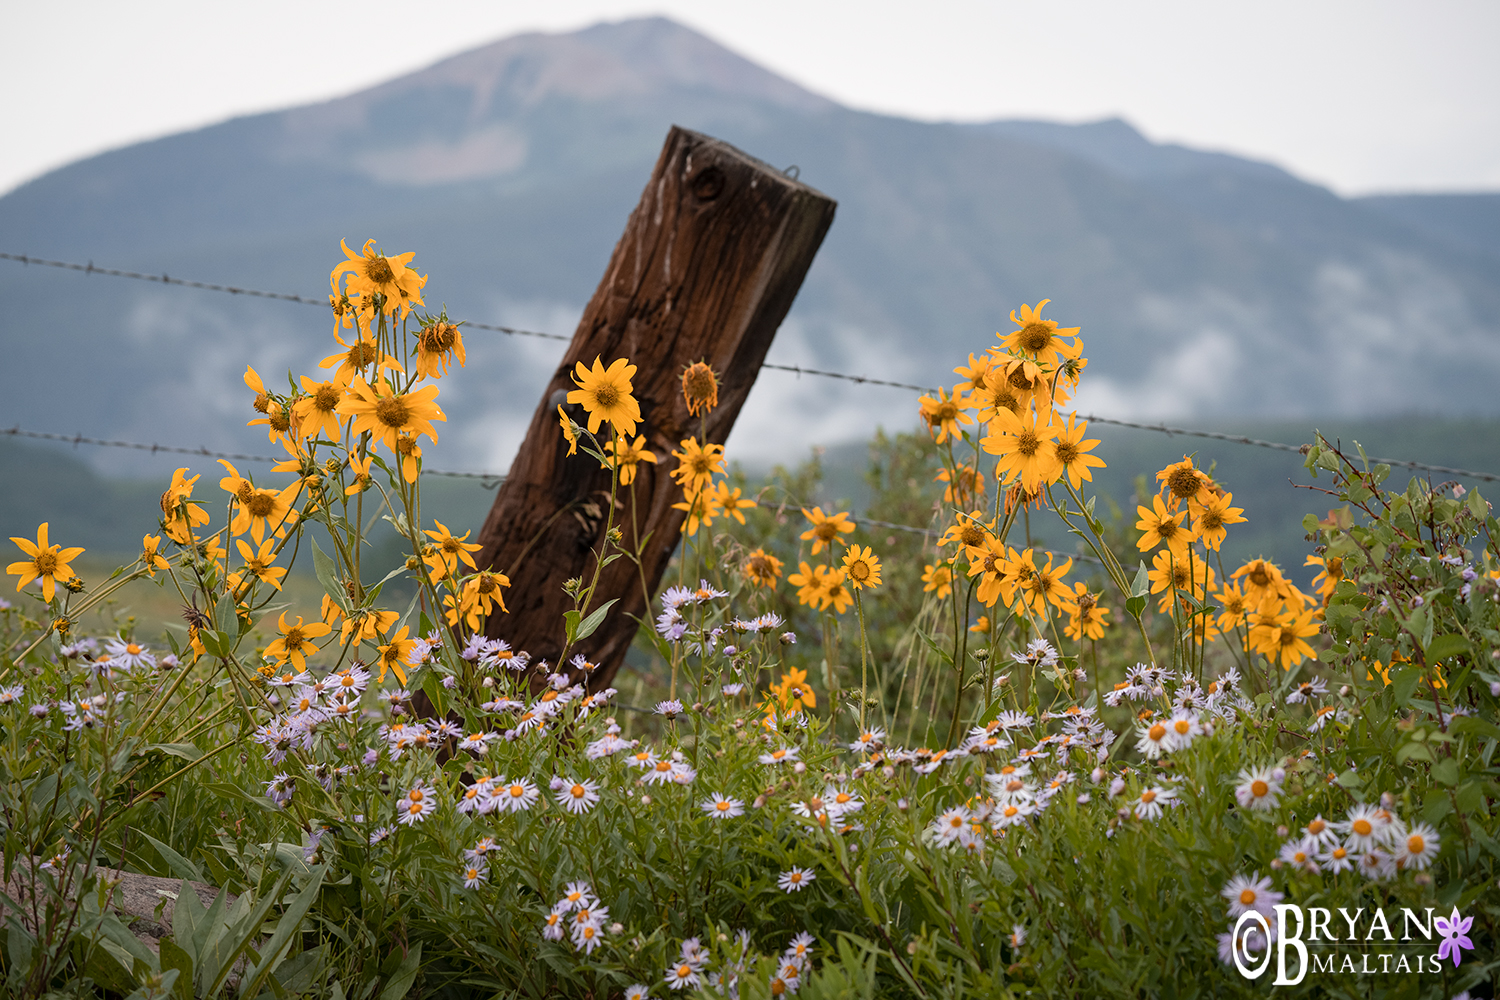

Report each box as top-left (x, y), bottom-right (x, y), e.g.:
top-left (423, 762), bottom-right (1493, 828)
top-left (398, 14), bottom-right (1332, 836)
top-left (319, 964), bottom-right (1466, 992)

top-left (2, 16), bottom-right (1499, 482)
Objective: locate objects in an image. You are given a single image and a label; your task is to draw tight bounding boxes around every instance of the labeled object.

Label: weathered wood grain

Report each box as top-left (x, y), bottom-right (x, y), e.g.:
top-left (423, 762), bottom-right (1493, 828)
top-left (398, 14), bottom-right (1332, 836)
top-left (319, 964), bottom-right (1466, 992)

top-left (473, 126), bottom-right (836, 689)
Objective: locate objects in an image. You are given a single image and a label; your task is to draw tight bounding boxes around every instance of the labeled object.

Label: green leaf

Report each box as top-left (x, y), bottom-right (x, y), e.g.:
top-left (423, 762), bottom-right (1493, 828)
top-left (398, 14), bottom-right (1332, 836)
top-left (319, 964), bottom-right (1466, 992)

top-left (378, 943), bottom-right (422, 1000)
top-left (311, 537), bottom-right (345, 611)
top-left (144, 742), bottom-right (203, 763)
top-left (1125, 595), bottom-right (1147, 621)
top-left (1424, 633), bottom-right (1470, 664)
top-left (204, 781), bottom-right (279, 814)
top-left (139, 830), bottom-right (204, 883)
top-left (239, 866), bottom-right (326, 999)
top-left (563, 609), bottom-right (581, 646)
top-left (1130, 561), bottom-right (1150, 598)
top-left (572, 598), bottom-right (620, 643)
top-left (1334, 769), bottom-right (1364, 789)
top-left (159, 937), bottom-right (194, 1000)
top-left (198, 630), bottom-right (229, 659)
top-left (1431, 757), bottom-right (1460, 787)
top-left (1451, 715), bottom-right (1500, 742)
top-left (211, 593), bottom-right (238, 638)
top-left (915, 629), bottom-right (955, 667)
top-left (1467, 488), bottom-right (1487, 519)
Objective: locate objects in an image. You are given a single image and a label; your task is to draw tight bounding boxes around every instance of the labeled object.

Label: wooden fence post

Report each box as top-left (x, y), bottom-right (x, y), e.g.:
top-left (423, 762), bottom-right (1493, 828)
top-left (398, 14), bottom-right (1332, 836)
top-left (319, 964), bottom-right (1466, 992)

top-left (472, 126), bottom-right (836, 690)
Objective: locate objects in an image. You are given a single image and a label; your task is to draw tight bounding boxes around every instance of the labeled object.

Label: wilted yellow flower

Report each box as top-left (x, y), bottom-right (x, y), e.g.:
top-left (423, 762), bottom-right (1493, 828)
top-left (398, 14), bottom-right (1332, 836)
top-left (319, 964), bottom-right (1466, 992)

top-left (743, 548), bottom-right (783, 588)
top-left (934, 464), bottom-right (986, 508)
top-left (558, 406), bottom-right (578, 457)
top-left (414, 319), bottom-right (466, 380)
top-left (460, 570), bottom-right (510, 628)
top-left (681, 361), bottom-right (720, 417)
top-left (1063, 583), bottom-right (1110, 641)
top-left (345, 450), bottom-right (375, 495)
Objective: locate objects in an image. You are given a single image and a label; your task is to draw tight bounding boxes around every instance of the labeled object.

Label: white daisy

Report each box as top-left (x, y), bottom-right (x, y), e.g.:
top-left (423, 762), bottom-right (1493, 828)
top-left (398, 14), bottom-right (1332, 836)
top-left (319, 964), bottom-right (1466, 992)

top-left (823, 786), bottom-right (863, 817)
top-left (930, 808), bottom-right (970, 846)
top-left (1318, 843), bottom-right (1355, 873)
top-left (1300, 814), bottom-right (1340, 849)
top-left (644, 758), bottom-right (680, 785)
top-left (396, 784), bottom-right (437, 825)
top-left (1285, 677), bottom-right (1328, 704)
top-left (625, 749), bottom-right (658, 770)
top-left (701, 795), bottom-right (744, 819)
top-left (664, 961), bottom-right (700, 990)
top-left (458, 731), bottom-right (499, 754)
top-left (759, 746), bottom-right (800, 765)
top-left (1233, 766), bottom-right (1282, 811)
top-left (1393, 821), bottom-right (1440, 870)
top-left (848, 728), bottom-right (886, 752)
top-left (1132, 786), bottom-right (1176, 821)
top-left (1358, 848), bottom-right (1395, 881)
top-left (1278, 836), bottom-right (1320, 873)
top-left (1165, 711), bottom-right (1201, 751)
top-left (497, 777), bottom-right (539, 813)
top-left (991, 800), bottom-right (1037, 829)
top-left (624, 986), bottom-right (651, 1000)
top-left (542, 905), bottom-right (567, 941)
top-left (1341, 803), bottom-right (1383, 852)
top-left (572, 919), bottom-right (606, 954)
top-left (778, 867), bottom-right (816, 892)
top-left (1221, 872), bottom-right (1282, 918)
top-left (785, 931), bottom-right (815, 965)
top-left (462, 862), bottom-right (487, 889)
top-left (1135, 720), bottom-right (1172, 759)
top-left (556, 778), bottom-right (601, 814)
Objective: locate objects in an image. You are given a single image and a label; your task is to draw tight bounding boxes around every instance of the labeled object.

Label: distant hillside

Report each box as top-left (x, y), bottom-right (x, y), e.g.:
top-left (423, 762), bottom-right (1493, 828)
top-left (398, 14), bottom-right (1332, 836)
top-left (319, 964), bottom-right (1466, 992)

top-left (1357, 192), bottom-right (1500, 262)
top-left (2, 16), bottom-right (1498, 482)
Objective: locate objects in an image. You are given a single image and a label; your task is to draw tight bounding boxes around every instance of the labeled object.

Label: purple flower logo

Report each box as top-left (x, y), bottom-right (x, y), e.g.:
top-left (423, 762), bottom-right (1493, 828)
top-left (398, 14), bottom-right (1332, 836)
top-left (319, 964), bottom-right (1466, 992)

top-left (1434, 907), bottom-right (1474, 968)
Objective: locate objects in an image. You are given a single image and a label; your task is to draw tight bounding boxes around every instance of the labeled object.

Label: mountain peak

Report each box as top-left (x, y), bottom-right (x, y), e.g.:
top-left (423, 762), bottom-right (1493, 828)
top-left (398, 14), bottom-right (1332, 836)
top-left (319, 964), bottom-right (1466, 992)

top-left (284, 16), bottom-right (833, 131)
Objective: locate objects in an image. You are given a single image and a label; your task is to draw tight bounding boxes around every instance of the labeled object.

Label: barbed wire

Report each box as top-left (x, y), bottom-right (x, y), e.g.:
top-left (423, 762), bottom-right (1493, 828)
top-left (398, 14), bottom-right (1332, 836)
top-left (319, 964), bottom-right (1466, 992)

top-left (0, 426), bottom-right (505, 485)
top-left (4, 250), bottom-right (1497, 484)
top-left (0, 252), bottom-right (567, 342)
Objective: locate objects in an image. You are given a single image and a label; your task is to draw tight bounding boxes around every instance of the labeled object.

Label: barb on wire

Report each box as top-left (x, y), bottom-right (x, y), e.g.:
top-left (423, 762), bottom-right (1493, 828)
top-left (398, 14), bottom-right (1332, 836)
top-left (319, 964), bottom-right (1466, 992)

top-left (0, 426), bottom-right (504, 484)
top-left (0, 252), bottom-right (567, 342)
top-left (5, 250), bottom-right (1498, 483)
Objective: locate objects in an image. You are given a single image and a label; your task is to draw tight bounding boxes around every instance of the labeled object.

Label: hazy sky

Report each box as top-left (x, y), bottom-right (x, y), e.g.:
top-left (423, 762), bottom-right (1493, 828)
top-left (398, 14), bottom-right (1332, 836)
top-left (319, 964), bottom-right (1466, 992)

top-left (5, 0), bottom-right (1498, 197)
